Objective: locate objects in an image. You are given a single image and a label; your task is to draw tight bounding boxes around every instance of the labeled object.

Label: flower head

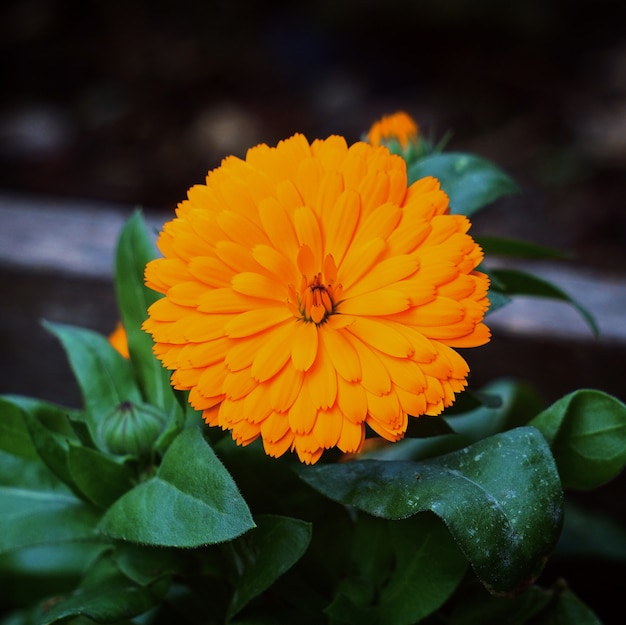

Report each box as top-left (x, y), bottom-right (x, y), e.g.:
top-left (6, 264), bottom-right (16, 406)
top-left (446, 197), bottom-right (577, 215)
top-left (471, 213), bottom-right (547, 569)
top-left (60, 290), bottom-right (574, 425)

top-left (143, 134), bottom-right (490, 464)
top-left (367, 111), bottom-right (419, 150)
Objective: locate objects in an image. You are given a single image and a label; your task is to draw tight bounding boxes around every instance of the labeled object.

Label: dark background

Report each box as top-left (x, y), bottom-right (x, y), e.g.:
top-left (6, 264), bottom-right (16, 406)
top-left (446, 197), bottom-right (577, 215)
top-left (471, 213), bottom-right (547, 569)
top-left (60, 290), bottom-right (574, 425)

top-left (1, 2), bottom-right (625, 622)
top-left (1, 0), bottom-right (626, 270)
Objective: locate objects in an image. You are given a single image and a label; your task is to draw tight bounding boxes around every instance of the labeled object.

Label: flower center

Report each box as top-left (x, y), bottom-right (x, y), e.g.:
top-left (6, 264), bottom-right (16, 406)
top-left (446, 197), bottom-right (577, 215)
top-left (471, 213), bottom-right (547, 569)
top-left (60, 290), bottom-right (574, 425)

top-left (288, 250), bottom-right (342, 325)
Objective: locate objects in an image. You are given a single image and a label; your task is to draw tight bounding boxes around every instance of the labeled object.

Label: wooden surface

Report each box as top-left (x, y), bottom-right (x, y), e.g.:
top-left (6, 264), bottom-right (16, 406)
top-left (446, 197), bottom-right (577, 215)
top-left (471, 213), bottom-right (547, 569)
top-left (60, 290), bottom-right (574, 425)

top-left (1, 192), bottom-right (625, 405)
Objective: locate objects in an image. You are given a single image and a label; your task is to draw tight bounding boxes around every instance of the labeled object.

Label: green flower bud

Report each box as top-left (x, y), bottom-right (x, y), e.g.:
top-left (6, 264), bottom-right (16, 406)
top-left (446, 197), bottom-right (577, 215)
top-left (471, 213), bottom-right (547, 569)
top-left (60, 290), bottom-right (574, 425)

top-left (98, 400), bottom-right (168, 457)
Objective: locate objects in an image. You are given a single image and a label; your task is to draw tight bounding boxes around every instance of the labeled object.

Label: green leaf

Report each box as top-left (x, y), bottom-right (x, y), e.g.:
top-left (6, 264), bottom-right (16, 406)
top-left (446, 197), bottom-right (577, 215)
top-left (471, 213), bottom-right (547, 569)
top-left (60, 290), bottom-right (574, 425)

top-left (43, 322), bottom-right (143, 445)
top-left (407, 152), bottom-right (519, 215)
top-left (487, 268), bottom-right (599, 336)
top-left (300, 427), bottom-right (563, 595)
top-left (444, 378), bottom-right (545, 443)
top-left (531, 584), bottom-right (604, 625)
top-left (99, 427), bottom-right (254, 547)
top-left (0, 542), bottom-right (106, 610)
top-left (227, 515), bottom-right (312, 620)
top-left (35, 550), bottom-right (168, 625)
top-left (67, 442), bottom-right (136, 509)
top-left (0, 451), bottom-right (101, 554)
top-left (0, 398), bottom-right (38, 459)
top-left (115, 211), bottom-right (179, 418)
top-left (530, 389), bottom-right (626, 490)
top-left (327, 514), bottom-right (467, 625)
top-left (557, 501), bottom-right (626, 561)
top-left (476, 236), bottom-right (568, 260)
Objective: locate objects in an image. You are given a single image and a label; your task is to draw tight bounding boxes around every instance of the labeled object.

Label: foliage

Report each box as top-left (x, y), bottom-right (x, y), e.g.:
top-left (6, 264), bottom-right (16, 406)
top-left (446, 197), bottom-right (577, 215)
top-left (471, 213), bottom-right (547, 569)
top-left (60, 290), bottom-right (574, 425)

top-left (1, 123), bottom-right (624, 625)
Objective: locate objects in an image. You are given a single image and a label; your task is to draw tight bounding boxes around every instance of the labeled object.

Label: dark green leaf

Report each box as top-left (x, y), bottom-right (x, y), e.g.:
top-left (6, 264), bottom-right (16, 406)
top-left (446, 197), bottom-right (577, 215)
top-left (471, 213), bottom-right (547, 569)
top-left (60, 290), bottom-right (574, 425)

top-left (99, 427), bottom-right (254, 547)
top-left (531, 584), bottom-right (604, 625)
top-left (444, 378), bottom-right (545, 443)
top-left (328, 514), bottom-right (467, 625)
top-left (407, 152), bottom-right (519, 215)
top-left (0, 542), bottom-right (106, 610)
top-left (0, 398), bottom-right (38, 459)
top-left (115, 211), bottom-right (179, 419)
top-left (227, 515), bottom-right (312, 620)
top-left (530, 389), bottom-right (626, 490)
top-left (113, 542), bottom-right (183, 586)
top-left (67, 442), bottom-right (136, 509)
top-left (487, 268), bottom-right (599, 336)
top-left (300, 427), bottom-right (563, 595)
top-left (476, 236), bottom-right (568, 260)
top-left (557, 501), bottom-right (626, 561)
top-left (21, 410), bottom-right (83, 497)
top-left (0, 451), bottom-right (101, 554)
top-left (35, 550), bottom-right (168, 625)
top-left (404, 414), bottom-right (455, 438)
top-left (43, 322), bottom-right (143, 447)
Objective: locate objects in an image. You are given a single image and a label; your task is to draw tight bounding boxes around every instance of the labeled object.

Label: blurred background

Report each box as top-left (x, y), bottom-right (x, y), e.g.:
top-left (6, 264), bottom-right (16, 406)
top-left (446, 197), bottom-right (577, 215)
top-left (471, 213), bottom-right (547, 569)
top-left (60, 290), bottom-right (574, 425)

top-left (1, 1), bottom-right (625, 621)
top-left (1, 0), bottom-right (625, 266)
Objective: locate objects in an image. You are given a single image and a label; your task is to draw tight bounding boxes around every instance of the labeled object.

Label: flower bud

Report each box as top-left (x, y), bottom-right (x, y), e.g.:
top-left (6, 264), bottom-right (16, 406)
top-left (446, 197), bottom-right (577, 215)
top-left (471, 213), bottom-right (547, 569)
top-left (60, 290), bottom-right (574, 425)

top-left (98, 400), bottom-right (168, 457)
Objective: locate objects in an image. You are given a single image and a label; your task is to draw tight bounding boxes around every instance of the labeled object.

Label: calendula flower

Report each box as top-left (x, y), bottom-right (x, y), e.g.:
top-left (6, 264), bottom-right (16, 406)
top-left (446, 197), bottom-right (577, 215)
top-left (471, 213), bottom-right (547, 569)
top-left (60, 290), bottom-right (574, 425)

top-left (109, 321), bottom-right (129, 358)
top-left (143, 134), bottom-right (490, 464)
top-left (367, 111), bottom-right (419, 150)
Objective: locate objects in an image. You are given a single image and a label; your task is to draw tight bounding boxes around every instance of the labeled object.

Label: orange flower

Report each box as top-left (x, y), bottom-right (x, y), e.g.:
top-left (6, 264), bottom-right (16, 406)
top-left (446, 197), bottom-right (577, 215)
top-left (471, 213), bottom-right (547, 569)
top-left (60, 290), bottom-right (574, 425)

top-left (109, 321), bottom-right (129, 359)
top-left (143, 134), bottom-right (490, 464)
top-left (367, 111), bottom-right (419, 150)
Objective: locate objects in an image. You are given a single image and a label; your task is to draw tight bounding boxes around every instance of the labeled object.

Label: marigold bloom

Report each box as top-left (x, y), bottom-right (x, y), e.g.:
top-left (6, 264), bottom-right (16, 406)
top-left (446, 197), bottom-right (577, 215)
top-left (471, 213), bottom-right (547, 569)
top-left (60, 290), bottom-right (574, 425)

top-left (368, 112), bottom-right (419, 150)
top-left (109, 322), bottom-right (129, 358)
top-left (143, 134), bottom-right (490, 464)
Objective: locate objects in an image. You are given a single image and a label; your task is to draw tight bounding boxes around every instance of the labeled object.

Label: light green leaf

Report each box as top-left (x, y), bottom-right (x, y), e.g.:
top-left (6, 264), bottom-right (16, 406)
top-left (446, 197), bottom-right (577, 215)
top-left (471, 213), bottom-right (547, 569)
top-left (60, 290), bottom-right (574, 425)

top-left (300, 427), bottom-right (562, 595)
top-left (530, 389), bottom-right (626, 490)
top-left (67, 442), bottom-right (136, 509)
top-left (43, 322), bottom-right (143, 443)
top-left (0, 451), bottom-right (101, 554)
top-left (228, 515), bottom-right (312, 620)
top-left (407, 152), bottom-right (518, 215)
top-left (115, 211), bottom-right (179, 420)
top-left (487, 268), bottom-right (599, 337)
top-left (99, 427), bottom-right (254, 547)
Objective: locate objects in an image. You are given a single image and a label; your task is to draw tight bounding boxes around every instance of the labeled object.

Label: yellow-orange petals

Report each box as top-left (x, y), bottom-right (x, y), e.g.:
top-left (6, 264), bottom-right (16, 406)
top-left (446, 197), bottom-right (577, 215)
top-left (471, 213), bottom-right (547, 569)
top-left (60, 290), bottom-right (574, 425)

top-left (368, 111), bottom-right (419, 150)
top-left (109, 322), bottom-right (129, 359)
top-left (143, 134), bottom-right (490, 464)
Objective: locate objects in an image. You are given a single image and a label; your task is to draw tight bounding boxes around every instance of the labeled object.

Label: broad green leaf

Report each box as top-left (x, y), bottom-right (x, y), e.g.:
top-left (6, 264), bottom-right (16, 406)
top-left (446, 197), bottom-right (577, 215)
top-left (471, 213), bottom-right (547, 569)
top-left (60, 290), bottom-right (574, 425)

top-left (115, 211), bottom-right (179, 418)
top-left (557, 501), bottom-right (626, 561)
top-left (487, 268), bottom-right (599, 336)
top-left (532, 585), bottom-right (604, 625)
top-left (476, 236), bottom-right (568, 260)
top-left (20, 410), bottom-right (82, 499)
top-left (486, 288), bottom-right (511, 314)
top-left (0, 451), bottom-right (101, 554)
top-left (67, 442), bottom-right (136, 509)
top-left (300, 427), bottom-right (562, 595)
top-left (530, 389), bottom-right (626, 490)
top-left (36, 550), bottom-right (168, 625)
top-left (0, 543), bottom-right (106, 609)
top-left (327, 514), bottom-right (467, 625)
top-left (113, 543), bottom-right (183, 586)
top-left (227, 515), bottom-right (312, 620)
top-left (0, 398), bottom-right (37, 459)
top-left (1, 396), bottom-right (79, 459)
top-left (43, 322), bottom-right (143, 445)
top-left (407, 152), bottom-right (518, 215)
top-left (99, 427), bottom-right (254, 547)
